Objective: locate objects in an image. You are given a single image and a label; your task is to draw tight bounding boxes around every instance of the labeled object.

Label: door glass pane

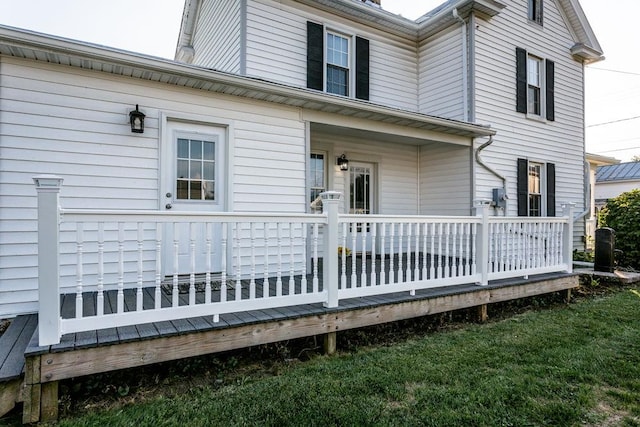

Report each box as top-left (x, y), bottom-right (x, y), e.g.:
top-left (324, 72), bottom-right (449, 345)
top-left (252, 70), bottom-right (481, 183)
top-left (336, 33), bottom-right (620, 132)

top-left (350, 166), bottom-right (371, 215)
top-left (176, 138), bottom-right (216, 201)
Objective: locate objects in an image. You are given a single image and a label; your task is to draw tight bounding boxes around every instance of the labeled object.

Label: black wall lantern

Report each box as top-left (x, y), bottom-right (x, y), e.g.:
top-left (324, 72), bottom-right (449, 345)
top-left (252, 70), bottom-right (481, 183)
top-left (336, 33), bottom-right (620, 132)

top-left (337, 154), bottom-right (349, 171)
top-left (129, 104), bottom-right (145, 133)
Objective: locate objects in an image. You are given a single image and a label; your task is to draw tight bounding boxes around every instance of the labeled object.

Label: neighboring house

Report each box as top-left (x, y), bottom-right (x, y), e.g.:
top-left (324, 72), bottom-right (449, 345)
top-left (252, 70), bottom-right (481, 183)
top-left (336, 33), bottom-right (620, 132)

top-left (0, 0), bottom-right (602, 320)
top-left (595, 161), bottom-right (640, 207)
top-left (585, 153), bottom-right (620, 248)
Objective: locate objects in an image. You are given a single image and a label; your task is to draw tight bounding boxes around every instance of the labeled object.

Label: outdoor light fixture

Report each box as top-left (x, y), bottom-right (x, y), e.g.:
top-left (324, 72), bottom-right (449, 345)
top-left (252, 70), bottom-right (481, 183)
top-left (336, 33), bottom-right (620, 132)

top-left (337, 154), bottom-right (349, 171)
top-left (129, 104), bottom-right (145, 133)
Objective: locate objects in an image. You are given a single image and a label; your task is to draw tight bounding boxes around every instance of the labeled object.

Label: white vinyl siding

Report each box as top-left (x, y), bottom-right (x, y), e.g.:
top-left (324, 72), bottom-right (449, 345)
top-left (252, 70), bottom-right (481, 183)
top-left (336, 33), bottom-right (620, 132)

top-left (418, 25), bottom-right (465, 120)
top-left (0, 56), bottom-right (307, 317)
top-left (472, 0), bottom-right (585, 244)
top-left (191, 0), bottom-right (243, 73)
top-left (419, 143), bottom-right (472, 215)
top-left (244, 0), bottom-right (418, 110)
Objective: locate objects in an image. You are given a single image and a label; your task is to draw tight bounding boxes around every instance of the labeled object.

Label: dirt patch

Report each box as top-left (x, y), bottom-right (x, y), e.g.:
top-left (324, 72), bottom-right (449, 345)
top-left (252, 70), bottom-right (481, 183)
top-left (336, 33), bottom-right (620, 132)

top-left (0, 318), bottom-right (11, 337)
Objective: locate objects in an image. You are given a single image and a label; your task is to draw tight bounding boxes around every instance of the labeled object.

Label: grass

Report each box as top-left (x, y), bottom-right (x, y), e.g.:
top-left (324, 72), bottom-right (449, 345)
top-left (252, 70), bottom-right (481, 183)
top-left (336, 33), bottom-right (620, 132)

top-left (5, 286), bottom-right (640, 426)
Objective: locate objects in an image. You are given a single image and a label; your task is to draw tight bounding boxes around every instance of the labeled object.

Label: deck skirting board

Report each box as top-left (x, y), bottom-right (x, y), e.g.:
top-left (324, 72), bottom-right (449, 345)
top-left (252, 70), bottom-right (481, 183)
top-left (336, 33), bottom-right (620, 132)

top-left (36, 274), bottom-right (578, 383)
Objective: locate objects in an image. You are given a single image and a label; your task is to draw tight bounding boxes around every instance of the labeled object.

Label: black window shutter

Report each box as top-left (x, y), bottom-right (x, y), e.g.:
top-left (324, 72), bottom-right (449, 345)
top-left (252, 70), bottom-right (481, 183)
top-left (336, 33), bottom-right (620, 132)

top-left (307, 21), bottom-right (324, 91)
top-left (517, 158), bottom-right (528, 216)
top-left (546, 162), bottom-right (556, 216)
top-left (545, 59), bottom-right (555, 121)
top-left (355, 36), bottom-right (370, 100)
top-left (516, 47), bottom-right (527, 114)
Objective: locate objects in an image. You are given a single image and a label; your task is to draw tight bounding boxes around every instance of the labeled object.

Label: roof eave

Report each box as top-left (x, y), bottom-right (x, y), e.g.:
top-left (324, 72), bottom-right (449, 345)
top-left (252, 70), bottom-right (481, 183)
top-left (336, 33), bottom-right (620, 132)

top-left (0, 25), bottom-right (494, 140)
top-left (571, 43), bottom-right (604, 64)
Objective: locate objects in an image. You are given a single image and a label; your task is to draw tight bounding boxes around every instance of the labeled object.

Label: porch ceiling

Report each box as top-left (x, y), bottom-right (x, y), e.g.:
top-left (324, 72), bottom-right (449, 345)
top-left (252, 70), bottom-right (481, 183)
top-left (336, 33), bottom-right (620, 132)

top-left (0, 25), bottom-right (495, 140)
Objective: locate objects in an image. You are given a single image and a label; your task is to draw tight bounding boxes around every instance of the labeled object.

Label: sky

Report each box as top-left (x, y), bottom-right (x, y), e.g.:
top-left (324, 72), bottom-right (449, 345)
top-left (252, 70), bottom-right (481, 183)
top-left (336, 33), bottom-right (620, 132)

top-left (0, 0), bottom-right (638, 161)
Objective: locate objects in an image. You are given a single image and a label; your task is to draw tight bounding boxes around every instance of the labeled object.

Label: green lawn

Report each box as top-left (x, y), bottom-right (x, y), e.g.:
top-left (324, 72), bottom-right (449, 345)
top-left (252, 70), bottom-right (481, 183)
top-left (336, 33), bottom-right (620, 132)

top-left (45, 287), bottom-right (640, 426)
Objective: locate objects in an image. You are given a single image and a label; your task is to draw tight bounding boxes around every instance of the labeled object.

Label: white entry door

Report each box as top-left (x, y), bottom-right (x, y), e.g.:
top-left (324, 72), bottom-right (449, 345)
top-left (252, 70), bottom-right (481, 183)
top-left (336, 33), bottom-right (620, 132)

top-left (347, 162), bottom-right (375, 254)
top-left (161, 121), bottom-right (226, 276)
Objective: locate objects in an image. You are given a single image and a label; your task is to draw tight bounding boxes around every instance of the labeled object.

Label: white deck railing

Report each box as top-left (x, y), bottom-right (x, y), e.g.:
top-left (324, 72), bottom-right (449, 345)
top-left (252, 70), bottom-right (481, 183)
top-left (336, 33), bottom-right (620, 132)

top-left (34, 177), bottom-right (574, 346)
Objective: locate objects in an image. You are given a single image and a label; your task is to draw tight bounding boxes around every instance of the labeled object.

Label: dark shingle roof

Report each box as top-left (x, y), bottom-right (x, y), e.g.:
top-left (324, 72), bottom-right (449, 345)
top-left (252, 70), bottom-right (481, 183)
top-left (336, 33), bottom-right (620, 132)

top-left (596, 162), bottom-right (640, 183)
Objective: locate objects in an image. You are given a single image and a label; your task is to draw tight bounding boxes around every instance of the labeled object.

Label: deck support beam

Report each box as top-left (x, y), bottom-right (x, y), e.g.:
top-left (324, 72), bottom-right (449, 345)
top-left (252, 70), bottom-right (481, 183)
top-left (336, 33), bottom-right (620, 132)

top-left (477, 304), bottom-right (488, 322)
top-left (22, 355), bottom-right (41, 424)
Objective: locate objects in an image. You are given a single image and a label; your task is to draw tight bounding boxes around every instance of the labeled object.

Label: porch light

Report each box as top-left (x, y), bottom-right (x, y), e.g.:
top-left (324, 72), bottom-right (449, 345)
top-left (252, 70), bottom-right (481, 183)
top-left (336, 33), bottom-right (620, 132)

top-left (337, 154), bottom-right (349, 171)
top-left (129, 104), bottom-right (145, 133)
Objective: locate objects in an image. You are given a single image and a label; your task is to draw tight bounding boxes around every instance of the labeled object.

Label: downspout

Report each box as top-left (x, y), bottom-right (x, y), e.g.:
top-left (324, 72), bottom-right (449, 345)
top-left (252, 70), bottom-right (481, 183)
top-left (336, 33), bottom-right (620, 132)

top-left (475, 135), bottom-right (508, 214)
top-left (573, 159), bottom-right (590, 221)
top-left (452, 8), bottom-right (468, 121)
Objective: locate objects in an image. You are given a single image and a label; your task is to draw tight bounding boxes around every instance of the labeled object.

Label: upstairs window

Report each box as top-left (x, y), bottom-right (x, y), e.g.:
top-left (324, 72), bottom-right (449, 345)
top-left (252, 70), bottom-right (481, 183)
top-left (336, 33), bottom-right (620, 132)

top-left (527, 55), bottom-right (542, 116)
top-left (307, 21), bottom-right (369, 100)
top-left (529, 0), bottom-right (543, 25)
top-left (326, 32), bottom-right (350, 96)
top-left (516, 47), bottom-right (555, 121)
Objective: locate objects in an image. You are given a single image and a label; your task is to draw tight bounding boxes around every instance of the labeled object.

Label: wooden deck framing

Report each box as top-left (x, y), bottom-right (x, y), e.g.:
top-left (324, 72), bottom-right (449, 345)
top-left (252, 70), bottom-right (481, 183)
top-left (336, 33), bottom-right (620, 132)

top-left (14, 272), bottom-right (577, 423)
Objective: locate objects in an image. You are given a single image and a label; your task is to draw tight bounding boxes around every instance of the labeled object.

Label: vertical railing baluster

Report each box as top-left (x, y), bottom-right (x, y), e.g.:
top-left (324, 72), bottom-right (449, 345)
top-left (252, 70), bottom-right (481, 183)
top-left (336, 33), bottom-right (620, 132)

top-left (430, 223), bottom-right (435, 279)
top-left (221, 222), bottom-right (228, 303)
top-left (341, 222), bottom-right (347, 289)
top-left (407, 223), bottom-right (414, 294)
top-left (471, 222), bottom-right (477, 275)
top-left (235, 223), bottom-right (242, 301)
top-left (263, 223), bottom-right (269, 298)
top-left (301, 223), bottom-right (308, 293)
top-left (97, 222), bottom-right (105, 316)
top-left (360, 222), bottom-right (367, 287)
top-left (76, 223), bottom-right (84, 318)
top-left (444, 223), bottom-right (450, 278)
top-left (155, 223), bottom-right (162, 310)
top-left (117, 222), bottom-right (124, 314)
top-left (189, 223), bottom-right (196, 306)
top-left (371, 223), bottom-right (377, 286)
top-left (137, 222), bottom-right (144, 310)
top-left (464, 223), bottom-right (471, 276)
top-left (451, 223), bottom-right (458, 277)
top-left (205, 222), bottom-right (212, 304)
top-left (437, 223), bottom-right (443, 278)
top-left (172, 222), bottom-right (179, 307)
top-left (250, 222), bottom-right (256, 300)
top-left (351, 223), bottom-right (357, 287)
top-left (389, 223), bottom-right (395, 285)
top-left (422, 222), bottom-right (428, 280)
top-left (312, 223), bottom-right (319, 293)
top-left (398, 223), bottom-right (404, 283)
top-left (380, 223), bottom-right (386, 285)
top-left (414, 222), bottom-right (420, 282)
top-left (289, 223), bottom-right (295, 295)
top-left (276, 223), bottom-right (283, 297)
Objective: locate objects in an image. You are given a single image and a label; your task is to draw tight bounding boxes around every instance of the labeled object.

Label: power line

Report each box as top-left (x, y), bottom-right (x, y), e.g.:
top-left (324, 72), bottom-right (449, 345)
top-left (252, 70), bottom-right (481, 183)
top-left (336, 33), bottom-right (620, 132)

top-left (596, 147), bottom-right (640, 154)
top-left (588, 67), bottom-right (640, 76)
top-left (586, 115), bottom-right (640, 128)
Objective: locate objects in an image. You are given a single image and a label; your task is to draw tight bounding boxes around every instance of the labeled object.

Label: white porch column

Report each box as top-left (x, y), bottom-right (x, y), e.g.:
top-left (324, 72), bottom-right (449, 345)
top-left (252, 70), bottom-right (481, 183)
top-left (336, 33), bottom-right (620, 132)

top-left (562, 202), bottom-right (576, 273)
top-left (321, 191), bottom-right (341, 308)
top-left (33, 175), bottom-right (64, 346)
top-left (474, 200), bottom-right (491, 286)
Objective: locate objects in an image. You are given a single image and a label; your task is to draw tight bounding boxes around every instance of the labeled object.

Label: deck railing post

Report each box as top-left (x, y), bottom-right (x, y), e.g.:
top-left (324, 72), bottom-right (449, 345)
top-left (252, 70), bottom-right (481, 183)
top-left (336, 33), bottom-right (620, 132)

top-left (561, 202), bottom-right (575, 273)
top-left (474, 200), bottom-right (491, 286)
top-left (321, 191), bottom-right (342, 308)
top-left (33, 175), bottom-right (64, 346)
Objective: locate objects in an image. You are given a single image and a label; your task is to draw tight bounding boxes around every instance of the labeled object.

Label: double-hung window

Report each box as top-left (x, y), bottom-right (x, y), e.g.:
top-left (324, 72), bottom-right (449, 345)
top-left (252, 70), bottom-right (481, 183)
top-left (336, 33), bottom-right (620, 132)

top-left (528, 0), bottom-right (543, 25)
top-left (326, 32), bottom-right (350, 96)
top-left (516, 47), bottom-right (555, 121)
top-left (309, 152), bottom-right (326, 211)
top-left (518, 158), bottom-right (555, 217)
top-left (306, 21), bottom-right (369, 100)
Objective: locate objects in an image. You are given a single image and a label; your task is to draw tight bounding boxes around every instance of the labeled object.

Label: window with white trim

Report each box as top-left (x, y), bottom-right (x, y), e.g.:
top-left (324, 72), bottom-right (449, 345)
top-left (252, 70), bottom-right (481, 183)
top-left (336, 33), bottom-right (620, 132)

top-left (527, 55), bottom-right (542, 116)
top-left (326, 32), bottom-right (350, 96)
top-left (517, 158), bottom-right (556, 217)
top-left (516, 47), bottom-right (555, 121)
top-left (528, 162), bottom-right (543, 216)
top-left (310, 152), bottom-right (326, 211)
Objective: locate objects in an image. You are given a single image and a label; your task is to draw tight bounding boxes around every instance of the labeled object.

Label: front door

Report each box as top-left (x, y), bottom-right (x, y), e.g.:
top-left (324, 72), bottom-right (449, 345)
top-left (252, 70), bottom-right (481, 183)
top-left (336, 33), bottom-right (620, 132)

top-left (347, 162), bottom-right (375, 254)
top-left (161, 121), bottom-right (226, 276)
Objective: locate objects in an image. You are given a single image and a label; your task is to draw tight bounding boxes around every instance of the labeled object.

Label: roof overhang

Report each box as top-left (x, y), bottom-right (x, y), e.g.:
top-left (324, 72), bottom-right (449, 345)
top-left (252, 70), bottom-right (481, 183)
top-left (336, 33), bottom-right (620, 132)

top-left (416, 0), bottom-right (506, 39)
top-left (586, 153), bottom-right (620, 167)
top-left (0, 25), bottom-right (495, 140)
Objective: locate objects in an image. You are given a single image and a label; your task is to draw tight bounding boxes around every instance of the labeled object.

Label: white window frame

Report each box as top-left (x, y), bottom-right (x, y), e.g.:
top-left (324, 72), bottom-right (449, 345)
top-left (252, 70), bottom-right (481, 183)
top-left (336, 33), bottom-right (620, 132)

top-left (309, 151), bottom-right (327, 212)
top-left (526, 54), bottom-right (546, 119)
top-left (324, 29), bottom-right (354, 97)
top-left (527, 161), bottom-right (546, 217)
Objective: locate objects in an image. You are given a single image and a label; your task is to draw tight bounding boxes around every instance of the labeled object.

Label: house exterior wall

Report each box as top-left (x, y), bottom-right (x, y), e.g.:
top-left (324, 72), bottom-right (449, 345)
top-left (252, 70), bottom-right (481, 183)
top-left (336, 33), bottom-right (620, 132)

top-left (595, 181), bottom-right (640, 201)
top-left (471, 2), bottom-right (586, 245)
top-left (191, 0), bottom-right (243, 73)
top-left (418, 25), bottom-right (465, 120)
top-left (0, 56), bottom-right (308, 318)
top-left (242, 0), bottom-right (418, 111)
top-left (419, 142), bottom-right (472, 215)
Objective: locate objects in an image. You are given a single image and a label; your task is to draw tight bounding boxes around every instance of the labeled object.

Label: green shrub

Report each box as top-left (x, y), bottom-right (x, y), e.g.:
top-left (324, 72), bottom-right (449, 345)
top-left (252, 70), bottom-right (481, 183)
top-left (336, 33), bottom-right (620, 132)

top-left (598, 188), bottom-right (640, 269)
